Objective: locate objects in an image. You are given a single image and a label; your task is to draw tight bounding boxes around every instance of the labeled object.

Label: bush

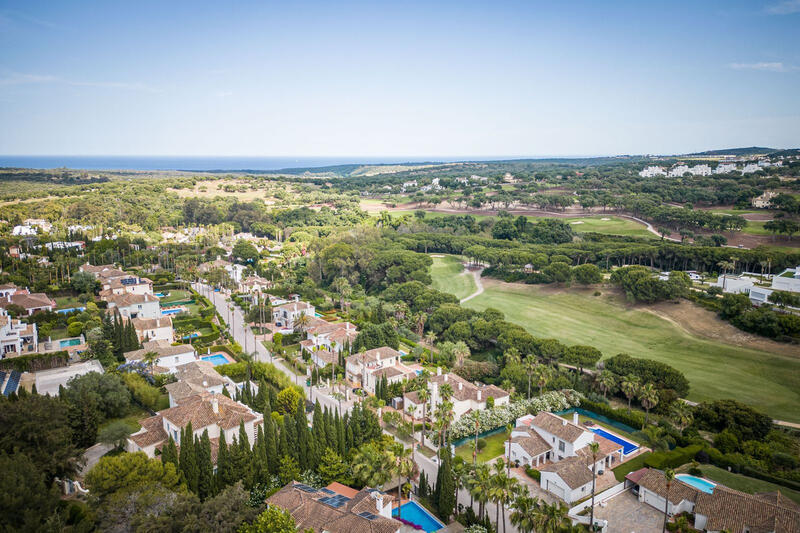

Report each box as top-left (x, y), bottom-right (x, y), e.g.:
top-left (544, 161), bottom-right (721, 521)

top-left (645, 444), bottom-right (704, 470)
top-left (581, 399), bottom-right (645, 429)
top-left (476, 438), bottom-right (487, 451)
top-left (525, 466), bottom-right (541, 482)
top-left (67, 322), bottom-right (84, 336)
top-left (121, 373), bottom-right (162, 411)
top-left (0, 350), bottom-right (69, 372)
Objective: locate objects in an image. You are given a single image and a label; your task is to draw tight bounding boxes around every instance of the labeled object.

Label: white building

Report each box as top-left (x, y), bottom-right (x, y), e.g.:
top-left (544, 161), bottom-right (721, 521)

top-left (741, 163), bottom-right (761, 174)
top-left (43, 241), bottom-right (85, 252)
top-left (690, 164), bottom-right (712, 176)
top-left (127, 391), bottom-right (263, 459)
top-left (711, 275), bottom-right (757, 295)
top-left (668, 165), bottom-right (690, 177)
top-left (301, 321), bottom-right (358, 357)
top-left (752, 191), bottom-right (777, 209)
top-left (164, 360), bottom-right (236, 407)
top-left (638, 166), bottom-right (666, 178)
top-left (131, 316), bottom-right (174, 344)
top-left (272, 301), bottom-right (315, 331)
top-left (346, 346), bottom-right (416, 394)
top-left (105, 292), bottom-right (161, 319)
top-left (0, 286), bottom-right (56, 316)
top-left (0, 308), bottom-right (38, 356)
top-left (714, 163), bottom-right (737, 174)
top-left (404, 367), bottom-right (510, 422)
top-left (772, 267), bottom-right (800, 293)
top-left (124, 340), bottom-right (197, 374)
top-left (11, 225), bottom-right (37, 237)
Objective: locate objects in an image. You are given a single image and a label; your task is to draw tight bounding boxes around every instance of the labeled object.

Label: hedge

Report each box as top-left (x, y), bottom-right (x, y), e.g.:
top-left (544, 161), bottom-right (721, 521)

top-left (0, 350), bottom-right (68, 372)
top-left (525, 466), bottom-right (541, 482)
top-left (581, 399), bottom-right (646, 430)
top-left (216, 361), bottom-right (302, 395)
top-left (645, 444), bottom-right (704, 470)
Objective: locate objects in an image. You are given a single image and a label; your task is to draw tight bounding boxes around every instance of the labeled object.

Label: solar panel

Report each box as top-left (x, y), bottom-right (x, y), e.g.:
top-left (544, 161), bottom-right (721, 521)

top-left (295, 483), bottom-right (317, 493)
top-left (358, 511), bottom-right (378, 520)
top-left (319, 495), bottom-right (350, 509)
top-left (320, 488), bottom-right (335, 495)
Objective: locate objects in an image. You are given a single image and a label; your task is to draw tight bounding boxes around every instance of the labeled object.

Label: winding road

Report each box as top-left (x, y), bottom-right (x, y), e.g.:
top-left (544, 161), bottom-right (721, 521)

top-left (460, 267), bottom-right (485, 303)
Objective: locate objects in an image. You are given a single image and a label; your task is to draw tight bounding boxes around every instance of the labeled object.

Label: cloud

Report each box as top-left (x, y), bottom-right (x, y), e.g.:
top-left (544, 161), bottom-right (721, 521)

top-left (0, 72), bottom-right (160, 92)
top-left (766, 0), bottom-right (800, 14)
top-left (729, 62), bottom-right (795, 72)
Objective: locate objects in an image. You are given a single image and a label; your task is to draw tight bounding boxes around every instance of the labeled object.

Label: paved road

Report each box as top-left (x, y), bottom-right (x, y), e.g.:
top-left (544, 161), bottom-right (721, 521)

top-left (79, 443), bottom-right (113, 477)
top-left (460, 268), bottom-right (485, 303)
top-left (193, 283), bottom-right (349, 415)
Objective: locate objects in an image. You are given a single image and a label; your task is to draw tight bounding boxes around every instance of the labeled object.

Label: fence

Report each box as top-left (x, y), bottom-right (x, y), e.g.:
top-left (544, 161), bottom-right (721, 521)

top-left (555, 407), bottom-right (637, 434)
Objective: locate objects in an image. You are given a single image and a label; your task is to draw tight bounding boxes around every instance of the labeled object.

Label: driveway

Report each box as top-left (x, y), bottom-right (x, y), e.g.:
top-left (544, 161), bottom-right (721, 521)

top-left (593, 490), bottom-right (664, 533)
top-left (79, 443), bottom-right (113, 477)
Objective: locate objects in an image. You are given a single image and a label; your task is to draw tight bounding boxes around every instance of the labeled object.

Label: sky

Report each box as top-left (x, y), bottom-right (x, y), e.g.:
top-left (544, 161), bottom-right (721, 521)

top-left (0, 0), bottom-right (798, 158)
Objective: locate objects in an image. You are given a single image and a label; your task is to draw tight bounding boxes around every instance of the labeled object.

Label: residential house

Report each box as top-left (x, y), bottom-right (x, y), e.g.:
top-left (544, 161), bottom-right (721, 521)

top-left (772, 267), bottom-right (800, 293)
top-left (690, 164), bottom-right (712, 176)
top-left (127, 391), bottom-right (263, 459)
top-left (131, 316), bottom-right (174, 344)
top-left (668, 165), bottom-right (690, 177)
top-left (714, 163), bottom-right (737, 174)
top-left (105, 292), bottom-right (161, 319)
top-left (752, 191), bottom-right (777, 209)
top-left (507, 412), bottom-right (625, 503)
top-left (164, 360), bottom-right (233, 407)
top-left (43, 241), bottom-right (85, 252)
top-left (638, 166), bottom-right (666, 178)
top-left (742, 163), bottom-right (761, 174)
top-left (711, 275), bottom-right (757, 295)
top-left (238, 275), bottom-right (272, 294)
top-left (272, 300), bottom-right (315, 331)
top-left (0, 287), bottom-right (56, 316)
top-left (124, 340), bottom-right (197, 374)
top-left (629, 468), bottom-right (800, 532)
top-left (266, 481), bottom-right (407, 533)
top-left (301, 321), bottom-right (358, 361)
top-left (404, 368), bottom-right (510, 422)
top-left (0, 308), bottom-right (38, 356)
top-left (346, 347), bottom-right (416, 394)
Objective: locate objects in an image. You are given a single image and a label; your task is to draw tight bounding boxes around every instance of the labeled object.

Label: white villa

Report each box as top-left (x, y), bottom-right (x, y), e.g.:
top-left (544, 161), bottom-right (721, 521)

top-left (506, 412), bottom-right (626, 503)
top-left (752, 191), bottom-right (777, 209)
top-left (131, 316), bottom-right (174, 344)
top-left (127, 391), bottom-right (263, 459)
top-left (0, 286), bottom-right (56, 316)
top-left (0, 308), bottom-right (38, 357)
top-left (346, 346), bottom-right (416, 394)
top-left (714, 163), bottom-right (737, 174)
top-left (403, 368), bottom-right (510, 422)
top-left (300, 320), bottom-right (358, 360)
top-left (272, 300), bottom-right (315, 331)
top-left (668, 165), bottom-right (690, 177)
top-left (105, 292), bottom-right (161, 319)
top-left (124, 340), bottom-right (197, 374)
top-left (164, 360), bottom-right (235, 407)
top-left (639, 166), bottom-right (666, 178)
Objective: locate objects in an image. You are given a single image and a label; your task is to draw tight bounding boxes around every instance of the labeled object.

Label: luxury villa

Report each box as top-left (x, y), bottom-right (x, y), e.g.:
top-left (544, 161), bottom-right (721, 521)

top-left (403, 368), bottom-right (510, 423)
top-left (346, 347), bottom-right (416, 394)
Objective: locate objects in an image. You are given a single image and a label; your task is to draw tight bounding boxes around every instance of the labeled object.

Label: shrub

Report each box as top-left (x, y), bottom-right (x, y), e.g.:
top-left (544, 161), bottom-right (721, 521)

top-left (67, 322), bottom-right (84, 337)
top-left (121, 373), bottom-right (162, 411)
top-left (476, 438), bottom-right (487, 451)
top-left (525, 466), bottom-right (541, 482)
top-left (645, 444), bottom-right (704, 470)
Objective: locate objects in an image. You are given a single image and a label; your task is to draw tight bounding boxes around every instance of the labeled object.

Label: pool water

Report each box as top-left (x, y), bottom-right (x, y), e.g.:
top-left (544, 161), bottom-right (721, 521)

top-left (392, 501), bottom-right (443, 532)
top-left (590, 428), bottom-right (639, 455)
top-left (59, 338), bottom-right (81, 348)
top-left (155, 292), bottom-right (167, 298)
top-left (314, 311), bottom-right (324, 318)
top-left (676, 474), bottom-right (715, 494)
top-left (201, 354), bottom-right (230, 366)
top-left (162, 308), bottom-right (182, 315)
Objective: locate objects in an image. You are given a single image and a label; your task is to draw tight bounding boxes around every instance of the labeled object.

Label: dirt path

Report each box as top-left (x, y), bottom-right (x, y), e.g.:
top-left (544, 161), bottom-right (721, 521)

top-left (460, 268), bottom-right (484, 303)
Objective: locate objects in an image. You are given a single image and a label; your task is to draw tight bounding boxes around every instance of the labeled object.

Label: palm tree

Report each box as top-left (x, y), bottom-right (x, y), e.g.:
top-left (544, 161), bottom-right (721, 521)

top-left (588, 441), bottom-right (600, 530)
top-left (638, 383), bottom-right (659, 425)
top-left (635, 426), bottom-right (675, 453)
top-left (489, 461), bottom-right (506, 532)
top-left (294, 312), bottom-right (312, 336)
top-left (671, 401), bottom-right (694, 432)
top-left (620, 374), bottom-right (640, 412)
top-left (717, 260), bottom-right (735, 291)
top-left (351, 444), bottom-right (394, 489)
top-left (596, 370), bottom-right (617, 400)
top-left (534, 363), bottom-right (552, 395)
top-left (469, 463), bottom-right (492, 520)
top-left (417, 386), bottom-right (430, 448)
top-left (509, 490), bottom-right (538, 533)
top-left (533, 501), bottom-right (570, 533)
top-left (391, 443), bottom-right (414, 520)
top-left (453, 342), bottom-right (470, 368)
top-left (662, 468), bottom-right (675, 533)
top-left (143, 351), bottom-right (160, 375)
top-left (504, 347), bottom-right (521, 367)
top-left (523, 357), bottom-right (537, 399)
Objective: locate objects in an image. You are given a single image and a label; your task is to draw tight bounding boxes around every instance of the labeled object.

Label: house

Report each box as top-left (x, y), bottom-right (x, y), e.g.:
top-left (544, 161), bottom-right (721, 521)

top-left (346, 347), bottom-right (416, 394)
top-left (742, 163), bottom-right (761, 174)
top-left (266, 481), bottom-right (406, 533)
top-left (714, 163), bottom-right (737, 174)
top-left (638, 166), bottom-right (666, 178)
top-left (11, 225), bottom-right (38, 236)
top-left (272, 300), bottom-right (315, 331)
top-left (0, 288), bottom-right (56, 316)
top-left (124, 340), bottom-right (197, 374)
top-left (105, 292), bottom-right (161, 319)
top-left (711, 275), bottom-right (757, 294)
top-left (127, 391), bottom-right (263, 459)
top-left (404, 368), bottom-right (510, 422)
top-left (772, 267), bottom-right (800, 293)
top-left (79, 263), bottom-right (117, 277)
top-left (99, 275), bottom-right (154, 297)
top-left (43, 241), bottom-right (85, 252)
top-left (301, 321), bottom-right (358, 359)
top-left (507, 412), bottom-right (625, 503)
top-left (0, 308), bottom-right (38, 356)
top-left (752, 191), bottom-right (777, 209)
top-left (164, 360), bottom-right (233, 407)
top-left (690, 164), bottom-right (712, 176)
top-left (238, 275), bottom-right (272, 294)
top-left (131, 316), bottom-right (174, 344)
top-left (629, 468), bottom-right (800, 532)
top-left (668, 165), bottom-right (690, 177)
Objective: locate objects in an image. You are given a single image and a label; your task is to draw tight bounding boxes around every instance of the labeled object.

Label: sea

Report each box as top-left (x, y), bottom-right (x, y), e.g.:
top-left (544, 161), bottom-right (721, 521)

top-left (0, 155), bottom-right (531, 172)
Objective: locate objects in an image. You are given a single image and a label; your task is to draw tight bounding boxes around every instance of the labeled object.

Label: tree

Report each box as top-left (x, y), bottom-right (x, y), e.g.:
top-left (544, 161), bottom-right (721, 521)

top-left (634, 426), bottom-right (675, 453)
top-left (572, 263), bottom-right (602, 285)
top-left (662, 469), bottom-right (675, 533)
top-left (278, 455), bottom-right (300, 485)
top-left (276, 387), bottom-right (302, 414)
top-left (71, 270), bottom-right (98, 294)
top-left (317, 447), bottom-right (349, 485)
top-left (563, 345), bottom-right (602, 374)
top-left (620, 374), bottom-right (640, 412)
top-left (232, 239), bottom-right (260, 263)
top-left (98, 420), bottom-right (133, 450)
top-left (510, 492), bottom-right (538, 533)
top-left (63, 371), bottom-right (131, 419)
top-left (437, 447), bottom-right (456, 521)
top-left (638, 382), bottom-right (659, 425)
top-left (351, 442), bottom-right (393, 489)
top-left (86, 452), bottom-right (183, 498)
top-left (239, 506), bottom-right (299, 533)
top-left (391, 443), bottom-right (415, 520)
top-left (523, 357), bottom-right (537, 399)
top-left (542, 262), bottom-right (572, 284)
top-left (0, 452), bottom-right (60, 532)
top-left (671, 402), bottom-right (694, 432)
top-left (596, 370), bottom-right (617, 400)
top-left (588, 441), bottom-right (599, 529)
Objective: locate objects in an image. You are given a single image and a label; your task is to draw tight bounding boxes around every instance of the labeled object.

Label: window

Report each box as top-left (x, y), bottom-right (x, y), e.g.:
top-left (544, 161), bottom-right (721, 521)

top-left (558, 440), bottom-right (565, 452)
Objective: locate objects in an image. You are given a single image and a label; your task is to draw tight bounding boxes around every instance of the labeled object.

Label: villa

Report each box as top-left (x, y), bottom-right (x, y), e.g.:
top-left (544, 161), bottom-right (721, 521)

top-left (0, 308), bottom-right (38, 356)
top-left (131, 316), bottom-right (174, 344)
top-left (127, 391), bottom-right (263, 459)
top-left (0, 286), bottom-right (57, 316)
top-left (506, 412), bottom-right (628, 503)
top-left (346, 347), bottom-right (416, 394)
top-left (752, 191), bottom-right (778, 209)
top-left (628, 468), bottom-right (800, 532)
top-left (272, 300), bottom-right (315, 331)
top-left (164, 360), bottom-right (235, 407)
top-left (639, 166), bottom-right (666, 178)
top-left (105, 292), bottom-right (161, 319)
top-left (123, 340), bottom-right (197, 374)
top-left (267, 481), bottom-right (408, 533)
top-left (301, 320), bottom-right (358, 360)
top-left (404, 368), bottom-right (510, 422)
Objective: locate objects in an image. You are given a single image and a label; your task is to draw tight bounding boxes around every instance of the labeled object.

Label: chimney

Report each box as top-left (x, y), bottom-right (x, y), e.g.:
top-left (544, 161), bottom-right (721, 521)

top-left (211, 395), bottom-right (219, 414)
top-left (477, 390), bottom-right (481, 401)
top-left (458, 382), bottom-right (463, 391)
top-left (202, 380), bottom-right (208, 387)
top-left (562, 419), bottom-right (567, 426)
top-left (372, 491), bottom-right (385, 515)
top-left (573, 412), bottom-right (579, 425)
top-left (444, 374), bottom-right (448, 382)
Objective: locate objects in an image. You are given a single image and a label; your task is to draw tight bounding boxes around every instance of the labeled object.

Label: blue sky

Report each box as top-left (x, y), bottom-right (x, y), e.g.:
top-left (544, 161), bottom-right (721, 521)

top-left (0, 0), bottom-right (798, 157)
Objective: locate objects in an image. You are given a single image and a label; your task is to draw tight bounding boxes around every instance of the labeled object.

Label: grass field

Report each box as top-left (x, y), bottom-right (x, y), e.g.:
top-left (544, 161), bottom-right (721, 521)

top-left (741, 220), bottom-right (772, 235)
top-left (428, 258), bottom-right (800, 422)
top-left (455, 430), bottom-right (509, 463)
top-left (430, 255), bottom-right (477, 300)
top-left (688, 465), bottom-right (800, 504)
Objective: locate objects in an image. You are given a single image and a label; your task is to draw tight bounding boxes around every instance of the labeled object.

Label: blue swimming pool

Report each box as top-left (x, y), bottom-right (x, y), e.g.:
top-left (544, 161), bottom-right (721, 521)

top-left (393, 501), bottom-right (443, 532)
top-left (590, 428), bottom-right (639, 455)
top-left (676, 474), bottom-right (715, 494)
top-left (162, 308), bottom-right (182, 315)
top-left (314, 311), bottom-right (324, 317)
top-left (201, 354), bottom-right (230, 366)
top-left (59, 338), bottom-right (81, 348)
top-left (155, 292), bottom-right (167, 298)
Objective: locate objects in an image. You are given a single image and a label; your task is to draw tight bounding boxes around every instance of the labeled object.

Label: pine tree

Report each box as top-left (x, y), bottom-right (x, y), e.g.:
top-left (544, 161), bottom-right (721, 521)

top-left (196, 430), bottom-right (214, 500)
top-left (161, 437), bottom-right (179, 468)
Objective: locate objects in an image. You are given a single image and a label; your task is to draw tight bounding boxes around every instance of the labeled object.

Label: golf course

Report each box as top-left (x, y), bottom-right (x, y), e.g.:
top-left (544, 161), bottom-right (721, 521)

top-left (430, 255), bottom-right (800, 423)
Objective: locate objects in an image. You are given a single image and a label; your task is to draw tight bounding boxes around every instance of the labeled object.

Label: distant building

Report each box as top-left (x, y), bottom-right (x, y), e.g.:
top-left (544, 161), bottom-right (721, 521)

top-left (639, 166), bottom-right (666, 178)
top-left (668, 165), bottom-right (690, 177)
top-left (690, 164), bottom-right (712, 176)
top-left (272, 301), bottom-right (315, 331)
top-left (0, 308), bottom-right (38, 356)
top-left (772, 267), bottom-right (800, 293)
top-left (752, 191), bottom-right (777, 209)
top-left (741, 163), bottom-right (761, 174)
top-left (714, 163), bottom-right (737, 174)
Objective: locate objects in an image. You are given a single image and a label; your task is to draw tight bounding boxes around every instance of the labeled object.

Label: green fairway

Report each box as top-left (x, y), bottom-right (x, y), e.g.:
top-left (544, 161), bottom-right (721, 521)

top-left (741, 220), bottom-right (773, 236)
top-left (455, 279), bottom-right (800, 422)
top-left (430, 255), bottom-right (477, 300)
top-left (690, 465), bottom-right (800, 504)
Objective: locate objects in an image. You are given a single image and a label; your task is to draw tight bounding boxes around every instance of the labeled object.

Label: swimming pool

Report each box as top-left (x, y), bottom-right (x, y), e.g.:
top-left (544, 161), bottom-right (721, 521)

top-left (676, 474), bottom-right (715, 494)
top-left (182, 332), bottom-right (200, 340)
top-left (56, 307), bottom-right (85, 315)
top-left (314, 311), bottom-right (324, 318)
top-left (162, 308), bottom-right (182, 315)
top-left (59, 338), bottom-right (82, 348)
top-left (590, 428), bottom-right (639, 455)
top-left (155, 292), bottom-right (167, 298)
top-left (392, 501), bottom-right (443, 532)
top-left (201, 354), bottom-right (230, 366)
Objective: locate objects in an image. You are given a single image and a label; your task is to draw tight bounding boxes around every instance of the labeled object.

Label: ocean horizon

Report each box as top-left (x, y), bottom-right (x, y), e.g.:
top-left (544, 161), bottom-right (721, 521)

top-left (0, 154), bottom-right (600, 172)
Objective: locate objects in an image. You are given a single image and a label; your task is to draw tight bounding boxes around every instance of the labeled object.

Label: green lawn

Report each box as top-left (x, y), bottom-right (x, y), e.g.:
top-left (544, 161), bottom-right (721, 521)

top-left (612, 452), bottom-right (651, 482)
top-left (456, 280), bottom-right (800, 423)
top-left (100, 406), bottom-right (150, 433)
top-left (55, 295), bottom-right (84, 309)
top-left (741, 220), bottom-right (772, 236)
top-left (455, 430), bottom-right (510, 463)
top-left (690, 465), bottom-right (800, 505)
top-left (430, 255), bottom-right (477, 300)
top-left (160, 289), bottom-right (192, 304)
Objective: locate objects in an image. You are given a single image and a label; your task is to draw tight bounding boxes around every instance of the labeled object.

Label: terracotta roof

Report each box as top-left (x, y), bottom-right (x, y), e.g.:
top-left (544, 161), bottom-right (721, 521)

top-left (511, 429), bottom-right (551, 458)
top-left (267, 482), bottom-right (402, 533)
top-left (635, 469), bottom-right (701, 506)
top-left (371, 365), bottom-right (414, 379)
top-left (312, 350), bottom-right (337, 365)
top-left (164, 360), bottom-right (227, 401)
top-left (429, 372), bottom-right (509, 403)
top-left (695, 485), bottom-right (800, 532)
top-left (161, 392), bottom-right (260, 431)
top-left (124, 343), bottom-right (195, 361)
top-left (1, 292), bottom-right (55, 310)
top-left (347, 347), bottom-right (402, 365)
top-left (131, 316), bottom-right (173, 331)
top-left (540, 456), bottom-right (594, 490)
top-left (624, 467), bottom-right (648, 485)
top-left (404, 390), bottom-right (422, 404)
top-left (274, 301), bottom-right (313, 312)
top-left (531, 412), bottom-right (586, 443)
top-left (105, 292), bottom-right (159, 307)
top-left (80, 263), bottom-right (115, 274)
top-left (129, 415), bottom-right (168, 448)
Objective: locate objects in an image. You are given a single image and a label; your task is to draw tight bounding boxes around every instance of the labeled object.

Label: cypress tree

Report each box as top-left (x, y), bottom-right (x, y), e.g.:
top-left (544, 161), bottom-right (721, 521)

top-left (222, 386), bottom-right (231, 398)
top-left (336, 412), bottom-right (345, 456)
top-left (278, 418), bottom-right (290, 459)
top-left (264, 416), bottom-right (278, 474)
top-left (161, 437), bottom-right (179, 468)
top-left (252, 424), bottom-right (268, 487)
top-left (232, 421), bottom-right (251, 484)
top-left (216, 432), bottom-right (232, 489)
top-left (179, 423), bottom-right (198, 493)
top-left (324, 409), bottom-right (336, 454)
top-left (312, 402), bottom-right (325, 450)
top-left (437, 447), bottom-right (455, 520)
top-left (255, 379), bottom-right (269, 413)
top-left (196, 430), bottom-right (214, 500)
top-left (294, 401), bottom-right (309, 470)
